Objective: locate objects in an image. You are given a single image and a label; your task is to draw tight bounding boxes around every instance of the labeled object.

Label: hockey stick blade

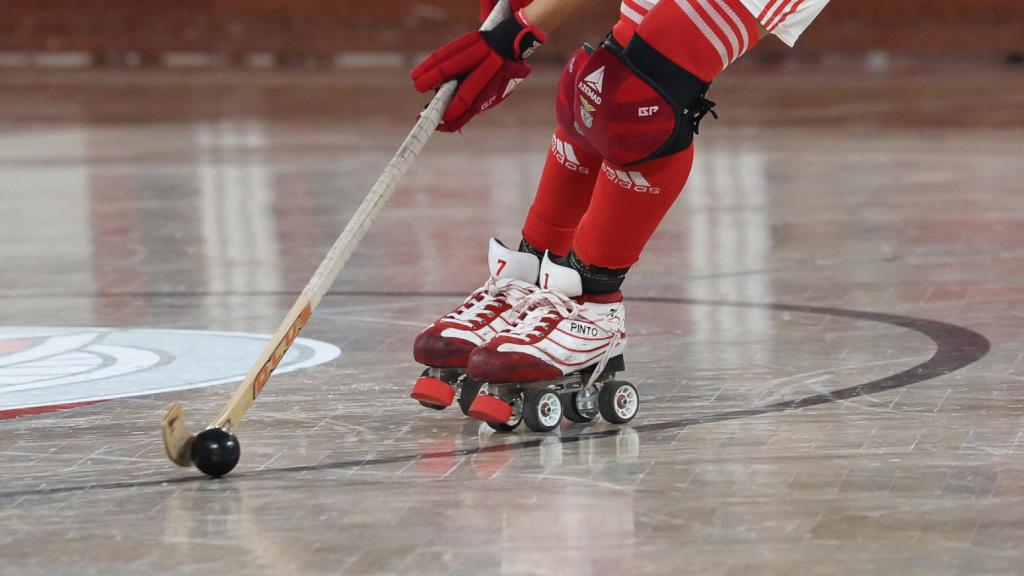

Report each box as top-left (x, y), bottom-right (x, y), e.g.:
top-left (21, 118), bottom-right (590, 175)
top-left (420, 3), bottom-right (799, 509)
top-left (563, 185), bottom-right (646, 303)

top-left (161, 401), bottom-right (196, 467)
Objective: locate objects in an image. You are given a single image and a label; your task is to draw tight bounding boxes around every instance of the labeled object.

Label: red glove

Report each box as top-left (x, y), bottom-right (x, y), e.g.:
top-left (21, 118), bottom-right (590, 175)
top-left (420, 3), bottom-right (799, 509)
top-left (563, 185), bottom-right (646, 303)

top-left (411, 9), bottom-right (546, 133)
top-left (478, 0), bottom-right (532, 22)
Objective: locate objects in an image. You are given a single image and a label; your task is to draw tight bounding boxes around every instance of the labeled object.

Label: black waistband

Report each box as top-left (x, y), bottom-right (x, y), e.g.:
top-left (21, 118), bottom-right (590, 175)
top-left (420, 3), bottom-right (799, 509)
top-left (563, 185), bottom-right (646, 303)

top-left (605, 34), bottom-right (710, 109)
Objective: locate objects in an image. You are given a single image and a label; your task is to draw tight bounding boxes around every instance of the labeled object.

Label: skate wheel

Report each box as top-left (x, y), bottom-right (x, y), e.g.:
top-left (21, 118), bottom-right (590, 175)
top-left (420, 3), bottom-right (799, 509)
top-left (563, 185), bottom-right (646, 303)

top-left (467, 393), bottom-right (513, 424)
top-left (457, 378), bottom-right (483, 417)
top-left (487, 418), bottom-right (521, 432)
top-left (411, 376), bottom-right (455, 409)
top-left (562, 390), bottom-right (598, 424)
top-left (598, 381), bottom-right (639, 424)
top-left (524, 389), bottom-right (563, 432)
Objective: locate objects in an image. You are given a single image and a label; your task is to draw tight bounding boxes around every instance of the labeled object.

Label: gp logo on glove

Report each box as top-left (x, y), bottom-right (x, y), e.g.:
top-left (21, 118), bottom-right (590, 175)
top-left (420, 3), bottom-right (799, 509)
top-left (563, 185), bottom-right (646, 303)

top-left (411, 2), bottom-right (545, 133)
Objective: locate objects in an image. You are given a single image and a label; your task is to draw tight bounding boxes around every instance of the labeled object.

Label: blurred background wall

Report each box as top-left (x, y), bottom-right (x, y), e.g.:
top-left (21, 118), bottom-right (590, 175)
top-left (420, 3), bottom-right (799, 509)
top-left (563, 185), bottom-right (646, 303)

top-left (2, 0), bottom-right (1023, 67)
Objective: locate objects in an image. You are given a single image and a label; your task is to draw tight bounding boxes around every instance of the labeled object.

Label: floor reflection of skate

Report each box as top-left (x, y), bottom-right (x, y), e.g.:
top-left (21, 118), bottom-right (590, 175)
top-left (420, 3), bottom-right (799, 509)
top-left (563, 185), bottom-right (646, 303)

top-left (412, 423), bottom-right (643, 479)
top-left (496, 437), bottom-right (639, 576)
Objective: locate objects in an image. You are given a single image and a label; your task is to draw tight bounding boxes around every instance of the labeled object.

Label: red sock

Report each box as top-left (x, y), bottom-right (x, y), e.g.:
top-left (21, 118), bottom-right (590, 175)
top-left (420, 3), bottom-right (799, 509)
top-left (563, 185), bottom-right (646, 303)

top-left (572, 145), bottom-right (695, 269)
top-left (521, 127), bottom-right (602, 256)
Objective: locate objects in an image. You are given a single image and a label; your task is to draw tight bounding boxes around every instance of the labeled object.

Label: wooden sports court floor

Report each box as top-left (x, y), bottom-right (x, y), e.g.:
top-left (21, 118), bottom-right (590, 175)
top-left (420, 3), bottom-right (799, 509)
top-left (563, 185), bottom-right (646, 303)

top-left (0, 59), bottom-right (1021, 574)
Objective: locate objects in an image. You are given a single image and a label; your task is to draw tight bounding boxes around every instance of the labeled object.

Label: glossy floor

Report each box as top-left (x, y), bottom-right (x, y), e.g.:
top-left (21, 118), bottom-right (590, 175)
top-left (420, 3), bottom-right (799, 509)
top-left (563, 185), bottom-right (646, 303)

top-left (0, 61), bottom-right (1022, 575)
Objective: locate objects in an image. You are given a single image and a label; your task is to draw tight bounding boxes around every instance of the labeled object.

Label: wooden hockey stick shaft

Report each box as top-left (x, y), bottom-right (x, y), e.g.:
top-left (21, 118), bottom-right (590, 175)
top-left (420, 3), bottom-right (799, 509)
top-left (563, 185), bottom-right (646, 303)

top-left (201, 1), bottom-right (512, 433)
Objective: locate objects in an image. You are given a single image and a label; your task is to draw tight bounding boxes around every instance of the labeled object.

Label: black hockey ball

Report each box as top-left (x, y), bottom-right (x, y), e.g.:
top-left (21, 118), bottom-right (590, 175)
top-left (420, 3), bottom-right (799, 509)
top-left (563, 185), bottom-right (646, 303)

top-left (191, 427), bottom-right (240, 478)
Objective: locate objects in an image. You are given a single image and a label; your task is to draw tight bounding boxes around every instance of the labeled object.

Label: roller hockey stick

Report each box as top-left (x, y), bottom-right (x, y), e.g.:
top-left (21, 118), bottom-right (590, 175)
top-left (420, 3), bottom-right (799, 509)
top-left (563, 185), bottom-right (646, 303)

top-left (162, 0), bottom-right (513, 476)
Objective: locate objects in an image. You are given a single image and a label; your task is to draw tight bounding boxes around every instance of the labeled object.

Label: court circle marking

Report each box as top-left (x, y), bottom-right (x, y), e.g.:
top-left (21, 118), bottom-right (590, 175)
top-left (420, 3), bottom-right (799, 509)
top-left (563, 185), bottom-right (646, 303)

top-left (0, 327), bottom-right (341, 419)
top-left (0, 295), bottom-right (990, 499)
top-left (275, 295), bottom-right (991, 475)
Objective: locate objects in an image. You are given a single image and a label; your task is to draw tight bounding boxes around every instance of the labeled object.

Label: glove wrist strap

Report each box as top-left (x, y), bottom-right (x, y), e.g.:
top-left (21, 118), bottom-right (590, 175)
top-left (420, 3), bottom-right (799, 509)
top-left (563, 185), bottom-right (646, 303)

top-left (483, 9), bottom-right (546, 61)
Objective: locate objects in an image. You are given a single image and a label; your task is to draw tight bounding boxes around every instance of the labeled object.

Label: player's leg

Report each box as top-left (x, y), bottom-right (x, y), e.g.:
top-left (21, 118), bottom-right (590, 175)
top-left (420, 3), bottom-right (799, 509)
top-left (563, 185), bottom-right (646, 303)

top-left (574, 148), bottom-right (695, 272)
top-left (520, 126), bottom-right (602, 258)
top-left (460, 145), bottom-right (694, 431)
top-left (467, 148), bottom-right (693, 386)
top-left (465, 0), bottom-right (763, 389)
top-left (520, 44), bottom-right (605, 258)
top-left (409, 148), bottom-right (598, 411)
top-left (412, 146), bottom-right (582, 409)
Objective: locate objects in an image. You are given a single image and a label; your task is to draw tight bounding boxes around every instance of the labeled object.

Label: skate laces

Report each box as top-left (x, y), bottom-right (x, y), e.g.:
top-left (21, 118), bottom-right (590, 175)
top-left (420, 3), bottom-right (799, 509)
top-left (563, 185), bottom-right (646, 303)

top-left (443, 277), bottom-right (537, 329)
top-left (506, 290), bottom-right (579, 339)
top-left (506, 289), bottom-right (624, 388)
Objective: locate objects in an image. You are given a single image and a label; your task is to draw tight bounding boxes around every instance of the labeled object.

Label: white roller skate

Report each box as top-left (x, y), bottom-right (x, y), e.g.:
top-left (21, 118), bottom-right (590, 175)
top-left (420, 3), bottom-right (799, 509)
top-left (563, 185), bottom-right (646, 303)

top-left (410, 238), bottom-right (539, 414)
top-left (465, 253), bottom-right (637, 432)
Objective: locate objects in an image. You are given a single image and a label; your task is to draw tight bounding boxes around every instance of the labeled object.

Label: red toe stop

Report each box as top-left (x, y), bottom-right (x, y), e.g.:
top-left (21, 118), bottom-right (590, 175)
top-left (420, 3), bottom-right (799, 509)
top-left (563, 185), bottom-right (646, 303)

top-left (467, 394), bottom-right (513, 424)
top-left (411, 377), bottom-right (455, 407)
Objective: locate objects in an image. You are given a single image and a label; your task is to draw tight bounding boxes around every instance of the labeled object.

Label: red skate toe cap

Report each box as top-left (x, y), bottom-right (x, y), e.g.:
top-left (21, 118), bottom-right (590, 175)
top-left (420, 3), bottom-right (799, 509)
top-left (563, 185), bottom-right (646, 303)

top-left (467, 394), bottom-right (513, 424)
top-left (411, 376), bottom-right (456, 407)
top-left (413, 325), bottom-right (477, 368)
top-left (467, 345), bottom-right (561, 383)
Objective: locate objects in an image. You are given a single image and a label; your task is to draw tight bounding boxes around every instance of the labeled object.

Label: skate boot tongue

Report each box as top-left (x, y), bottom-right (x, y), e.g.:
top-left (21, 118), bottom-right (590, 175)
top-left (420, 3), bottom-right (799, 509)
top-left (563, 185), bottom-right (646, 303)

top-left (489, 238), bottom-right (540, 283)
top-left (538, 252), bottom-right (582, 298)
